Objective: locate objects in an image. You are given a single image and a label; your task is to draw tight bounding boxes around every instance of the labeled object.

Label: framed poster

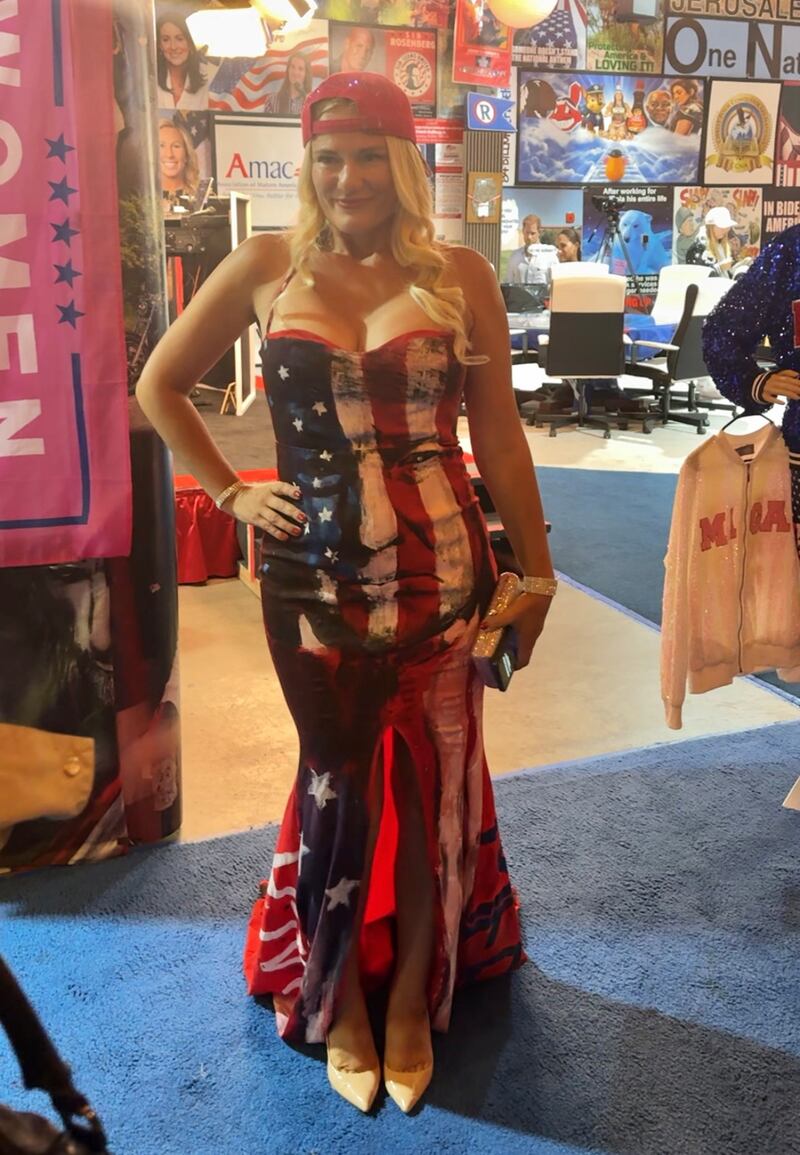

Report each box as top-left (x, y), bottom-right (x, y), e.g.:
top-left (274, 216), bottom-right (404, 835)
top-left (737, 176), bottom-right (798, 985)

top-left (517, 72), bottom-right (704, 186)
top-left (209, 20), bottom-right (329, 116)
top-left (703, 80), bottom-right (780, 185)
top-left (214, 116), bottom-right (305, 230)
top-left (512, 0), bottom-right (586, 72)
top-left (329, 23), bottom-right (437, 117)
top-left (586, 0), bottom-right (665, 73)
top-left (466, 171), bottom-right (503, 222)
top-left (672, 186), bottom-right (762, 263)
top-left (452, 0), bottom-right (512, 88)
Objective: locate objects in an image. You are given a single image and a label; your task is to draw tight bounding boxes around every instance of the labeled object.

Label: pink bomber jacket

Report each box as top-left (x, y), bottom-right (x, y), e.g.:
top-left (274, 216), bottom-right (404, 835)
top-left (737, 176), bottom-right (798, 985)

top-left (661, 423), bottom-right (800, 729)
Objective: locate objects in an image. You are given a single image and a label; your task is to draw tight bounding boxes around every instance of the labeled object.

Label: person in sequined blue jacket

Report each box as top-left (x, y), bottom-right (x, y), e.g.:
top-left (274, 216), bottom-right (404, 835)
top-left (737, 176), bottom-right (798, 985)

top-left (702, 223), bottom-right (800, 461)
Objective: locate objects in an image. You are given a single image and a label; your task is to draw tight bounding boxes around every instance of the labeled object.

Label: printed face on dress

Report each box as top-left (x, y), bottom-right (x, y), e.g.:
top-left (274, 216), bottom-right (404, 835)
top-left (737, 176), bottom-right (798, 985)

top-left (160, 22), bottom-right (190, 69)
top-left (311, 125), bottom-right (398, 238)
top-left (160, 124), bottom-right (187, 180)
top-left (342, 30), bottom-right (375, 71)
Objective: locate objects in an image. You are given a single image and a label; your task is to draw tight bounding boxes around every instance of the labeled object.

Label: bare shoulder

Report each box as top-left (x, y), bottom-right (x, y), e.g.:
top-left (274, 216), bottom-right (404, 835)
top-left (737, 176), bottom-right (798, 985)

top-left (231, 232), bottom-right (292, 287)
top-left (441, 242), bottom-right (496, 286)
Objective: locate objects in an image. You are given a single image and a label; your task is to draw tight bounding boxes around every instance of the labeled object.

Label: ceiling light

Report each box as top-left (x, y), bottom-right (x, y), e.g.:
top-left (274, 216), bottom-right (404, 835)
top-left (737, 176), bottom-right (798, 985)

top-left (186, 7), bottom-right (269, 57)
top-left (487, 0), bottom-right (558, 30)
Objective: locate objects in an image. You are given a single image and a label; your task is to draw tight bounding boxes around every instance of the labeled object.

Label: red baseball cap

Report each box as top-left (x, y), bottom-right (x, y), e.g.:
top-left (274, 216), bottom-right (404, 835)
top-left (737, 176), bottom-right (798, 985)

top-left (301, 72), bottom-right (417, 147)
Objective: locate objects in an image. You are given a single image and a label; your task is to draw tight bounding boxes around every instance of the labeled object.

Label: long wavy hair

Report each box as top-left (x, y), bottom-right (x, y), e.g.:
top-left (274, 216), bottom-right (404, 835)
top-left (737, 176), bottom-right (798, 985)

top-left (156, 12), bottom-right (207, 96)
top-left (272, 52), bottom-right (312, 116)
top-left (289, 102), bottom-right (480, 364)
top-left (159, 118), bottom-right (200, 197)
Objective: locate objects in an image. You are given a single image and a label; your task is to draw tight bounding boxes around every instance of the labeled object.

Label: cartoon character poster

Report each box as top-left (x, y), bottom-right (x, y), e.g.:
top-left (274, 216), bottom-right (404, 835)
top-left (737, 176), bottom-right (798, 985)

top-left (329, 24), bottom-right (437, 116)
top-left (582, 184), bottom-right (673, 311)
top-left (777, 82), bottom-right (800, 188)
top-left (315, 0), bottom-right (453, 27)
top-left (500, 186), bottom-right (583, 281)
top-left (586, 0), bottom-right (665, 73)
top-left (673, 186), bottom-right (762, 264)
top-left (517, 72), bottom-right (704, 186)
top-left (511, 0), bottom-right (586, 72)
top-left (703, 80), bottom-right (780, 186)
top-left (452, 0), bottom-right (512, 88)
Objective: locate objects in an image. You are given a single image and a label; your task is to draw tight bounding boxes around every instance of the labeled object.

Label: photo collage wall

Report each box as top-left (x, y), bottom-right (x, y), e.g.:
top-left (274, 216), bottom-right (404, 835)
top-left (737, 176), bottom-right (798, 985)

top-left (154, 0), bottom-right (800, 310)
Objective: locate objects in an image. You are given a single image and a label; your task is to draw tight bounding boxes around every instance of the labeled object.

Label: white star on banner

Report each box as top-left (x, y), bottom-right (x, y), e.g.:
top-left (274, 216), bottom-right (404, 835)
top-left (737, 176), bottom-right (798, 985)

top-left (312, 401), bottom-right (328, 415)
top-left (303, 521), bottom-right (310, 535)
top-left (308, 768), bottom-right (337, 809)
top-left (299, 832), bottom-right (311, 867)
top-left (278, 365), bottom-right (289, 380)
top-left (293, 417), bottom-right (303, 432)
top-left (325, 877), bottom-right (359, 911)
top-left (318, 506), bottom-right (333, 522)
top-left (324, 547), bottom-right (338, 563)
top-left (320, 450), bottom-right (333, 462)
top-left (312, 478), bottom-right (322, 489)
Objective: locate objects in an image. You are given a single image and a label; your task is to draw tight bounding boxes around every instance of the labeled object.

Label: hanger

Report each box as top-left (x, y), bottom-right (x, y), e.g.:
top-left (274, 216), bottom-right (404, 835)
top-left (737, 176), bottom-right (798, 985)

top-left (719, 410), bottom-right (775, 433)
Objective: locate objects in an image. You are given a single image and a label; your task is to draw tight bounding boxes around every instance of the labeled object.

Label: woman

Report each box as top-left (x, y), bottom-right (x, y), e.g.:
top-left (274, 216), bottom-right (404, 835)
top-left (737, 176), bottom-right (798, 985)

top-left (555, 226), bottom-right (581, 263)
top-left (667, 78), bottom-right (703, 136)
top-left (264, 52), bottom-right (312, 117)
top-left (156, 12), bottom-right (211, 111)
top-left (158, 119), bottom-right (199, 213)
top-left (686, 204), bottom-right (735, 276)
top-left (136, 73), bottom-right (554, 1114)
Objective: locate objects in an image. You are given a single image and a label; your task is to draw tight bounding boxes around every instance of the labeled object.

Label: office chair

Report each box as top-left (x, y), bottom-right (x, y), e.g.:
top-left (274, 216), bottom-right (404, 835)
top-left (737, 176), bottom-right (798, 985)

top-left (650, 263), bottom-right (713, 325)
top-left (531, 273), bottom-right (629, 439)
top-left (627, 279), bottom-right (735, 432)
top-left (550, 262), bottom-right (610, 280)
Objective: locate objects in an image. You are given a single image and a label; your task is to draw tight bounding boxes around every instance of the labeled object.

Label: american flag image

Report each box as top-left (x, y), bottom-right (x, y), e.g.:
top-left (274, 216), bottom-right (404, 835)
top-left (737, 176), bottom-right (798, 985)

top-left (241, 328), bottom-right (525, 1045)
top-left (209, 36), bottom-right (328, 113)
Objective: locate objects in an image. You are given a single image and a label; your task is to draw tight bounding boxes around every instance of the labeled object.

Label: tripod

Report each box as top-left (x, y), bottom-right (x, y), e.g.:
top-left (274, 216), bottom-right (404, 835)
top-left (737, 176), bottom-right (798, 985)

top-left (588, 210), bottom-right (646, 305)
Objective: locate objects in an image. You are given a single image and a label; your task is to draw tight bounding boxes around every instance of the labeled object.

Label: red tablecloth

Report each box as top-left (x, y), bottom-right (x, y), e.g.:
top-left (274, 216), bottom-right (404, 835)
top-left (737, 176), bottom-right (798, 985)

top-left (174, 469), bottom-right (276, 584)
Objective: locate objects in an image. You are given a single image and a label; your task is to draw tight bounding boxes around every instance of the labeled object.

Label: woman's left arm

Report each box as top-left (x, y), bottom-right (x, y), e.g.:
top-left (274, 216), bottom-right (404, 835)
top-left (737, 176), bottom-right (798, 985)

top-left (454, 246), bottom-right (555, 667)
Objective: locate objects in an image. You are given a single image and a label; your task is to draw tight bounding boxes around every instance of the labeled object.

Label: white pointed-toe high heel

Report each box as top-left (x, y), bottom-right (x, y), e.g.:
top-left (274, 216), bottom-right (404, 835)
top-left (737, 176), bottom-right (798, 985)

top-left (383, 1059), bottom-right (433, 1113)
top-left (326, 1040), bottom-right (380, 1113)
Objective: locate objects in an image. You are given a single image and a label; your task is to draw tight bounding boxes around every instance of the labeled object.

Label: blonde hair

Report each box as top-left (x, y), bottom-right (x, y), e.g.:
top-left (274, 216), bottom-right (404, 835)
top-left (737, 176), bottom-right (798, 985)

top-left (289, 105), bottom-right (480, 364)
top-left (706, 228), bottom-right (732, 267)
top-left (158, 118), bottom-right (200, 197)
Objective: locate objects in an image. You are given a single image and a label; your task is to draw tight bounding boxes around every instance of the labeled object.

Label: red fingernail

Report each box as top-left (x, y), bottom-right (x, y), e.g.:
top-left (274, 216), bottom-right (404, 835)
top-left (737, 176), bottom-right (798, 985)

top-left (297, 512), bottom-right (306, 522)
top-left (291, 527), bottom-right (301, 535)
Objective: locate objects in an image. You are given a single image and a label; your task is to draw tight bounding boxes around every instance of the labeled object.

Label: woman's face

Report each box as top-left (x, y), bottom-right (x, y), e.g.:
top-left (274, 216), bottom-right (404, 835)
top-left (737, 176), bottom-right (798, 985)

top-left (160, 22), bottom-right (190, 69)
top-left (288, 56), bottom-right (307, 90)
top-left (160, 125), bottom-right (187, 181)
top-left (556, 232), bottom-right (579, 262)
top-left (709, 224), bottom-right (730, 242)
top-left (671, 84), bottom-right (689, 107)
top-left (311, 129), bottom-right (397, 239)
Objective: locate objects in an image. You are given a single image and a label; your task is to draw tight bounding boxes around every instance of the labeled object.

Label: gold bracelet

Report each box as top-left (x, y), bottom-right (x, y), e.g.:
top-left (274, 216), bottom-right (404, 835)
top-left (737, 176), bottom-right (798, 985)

top-left (520, 576), bottom-right (558, 597)
top-left (214, 479), bottom-right (247, 511)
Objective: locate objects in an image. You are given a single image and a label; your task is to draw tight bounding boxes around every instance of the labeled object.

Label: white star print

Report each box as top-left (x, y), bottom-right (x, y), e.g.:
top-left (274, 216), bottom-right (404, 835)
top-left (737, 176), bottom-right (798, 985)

top-left (325, 877), bottom-right (359, 911)
top-left (308, 768), bottom-right (337, 809)
top-left (278, 365), bottom-right (289, 381)
top-left (324, 547), bottom-right (338, 563)
top-left (293, 417), bottom-right (303, 432)
top-left (303, 521), bottom-right (310, 535)
top-left (312, 401), bottom-right (328, 416)
top-left (318, 506), bottom-right (333, 522)
top-left (320, 450), bottom-right (333, 462)
top-left (312, 478), bottom-right (322, 489)
top-left (298, 832), bottom-right (311, 870)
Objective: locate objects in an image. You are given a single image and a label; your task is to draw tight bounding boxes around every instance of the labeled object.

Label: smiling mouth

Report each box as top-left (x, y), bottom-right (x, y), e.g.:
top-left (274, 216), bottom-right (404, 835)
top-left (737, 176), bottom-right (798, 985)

top-left (336, 199), bottom-right (371, 209)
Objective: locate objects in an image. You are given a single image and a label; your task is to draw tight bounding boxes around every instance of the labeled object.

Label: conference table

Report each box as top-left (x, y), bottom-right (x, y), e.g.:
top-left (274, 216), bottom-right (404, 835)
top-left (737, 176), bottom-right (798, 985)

top-left (508, 311), bottom-right (677, 361)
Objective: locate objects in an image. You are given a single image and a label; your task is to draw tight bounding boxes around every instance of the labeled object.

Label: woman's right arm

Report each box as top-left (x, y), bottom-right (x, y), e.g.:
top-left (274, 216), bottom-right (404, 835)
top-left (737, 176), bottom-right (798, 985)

top-left (136, 235), bottom-right (305, 539)
top-left (701, 232), bottom-right (800, 409)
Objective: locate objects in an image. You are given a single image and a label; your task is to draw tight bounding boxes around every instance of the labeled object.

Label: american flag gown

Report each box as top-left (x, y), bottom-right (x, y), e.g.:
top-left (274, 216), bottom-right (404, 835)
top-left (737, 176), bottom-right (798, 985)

top-left (243, 325), bottom-right (526, 1043)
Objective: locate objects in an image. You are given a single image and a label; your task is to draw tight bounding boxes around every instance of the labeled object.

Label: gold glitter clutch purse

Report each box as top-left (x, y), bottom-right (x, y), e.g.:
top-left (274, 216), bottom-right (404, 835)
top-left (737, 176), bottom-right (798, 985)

top-left (471, 572), bottom-right (522, 691)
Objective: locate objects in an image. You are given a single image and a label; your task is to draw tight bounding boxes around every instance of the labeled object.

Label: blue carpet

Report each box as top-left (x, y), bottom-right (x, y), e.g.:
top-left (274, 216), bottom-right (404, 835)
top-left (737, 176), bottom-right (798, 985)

top-left (537, 466), bottom-right (800, 701)
top-left (537, 467), bottom-right (675, 627)
top-left (2, 722), bottom-right (800, 1154)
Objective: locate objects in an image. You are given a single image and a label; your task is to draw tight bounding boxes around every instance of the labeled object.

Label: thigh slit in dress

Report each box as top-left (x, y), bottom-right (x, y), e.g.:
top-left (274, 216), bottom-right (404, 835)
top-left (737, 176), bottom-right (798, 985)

top-left (243, 325), bottom-right (526, 1043)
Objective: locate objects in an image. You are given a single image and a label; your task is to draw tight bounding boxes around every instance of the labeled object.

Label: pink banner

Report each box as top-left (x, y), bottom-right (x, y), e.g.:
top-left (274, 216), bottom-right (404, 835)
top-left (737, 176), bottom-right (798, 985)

top-left (0, 0), bottom-right (131, 567)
